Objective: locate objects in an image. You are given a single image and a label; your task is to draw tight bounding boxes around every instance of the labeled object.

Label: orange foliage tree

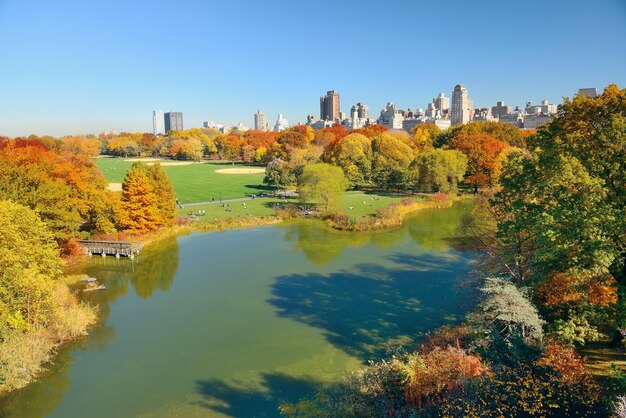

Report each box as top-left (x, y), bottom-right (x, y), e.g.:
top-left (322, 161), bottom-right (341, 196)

top-left (448, 132), bottom-right (509, 192)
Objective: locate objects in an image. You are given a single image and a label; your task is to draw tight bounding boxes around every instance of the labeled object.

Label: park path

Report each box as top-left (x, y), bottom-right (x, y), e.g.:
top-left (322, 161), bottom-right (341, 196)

top-left (180, 191), bottom-right (297, 208)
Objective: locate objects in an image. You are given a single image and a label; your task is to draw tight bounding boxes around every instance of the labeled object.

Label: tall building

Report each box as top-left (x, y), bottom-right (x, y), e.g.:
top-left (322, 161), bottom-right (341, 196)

top-left (152, 110), bottom-right (165, 135)
top-left (491, 101), bottom-right (512, 118)
top-left (164, 112), bottom-right (183, 133)
top-left (376, 102), bottom-right (404, 129)
top-left (274, 114), bottom-right (289, 132)
top-left (577, 87), bottom-right (598, 98)
top-left (320, 90), bottom-right (341, 121)
top-left (254, 109), bottom-right (267, 131)
top-left (451, 84), bottom-right (473, 126)
top-left (351, 102), bottom-right (369, 119)
top-left (433, 93), bottom-right (450, 111)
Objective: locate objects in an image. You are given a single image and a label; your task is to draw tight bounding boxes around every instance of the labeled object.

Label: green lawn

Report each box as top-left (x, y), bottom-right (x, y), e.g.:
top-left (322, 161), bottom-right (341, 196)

top-left (180, 192), bottom-right (413, 223)
top-left (94, 157), bottom-right (270, 203)
top-left (178, 197), bottom-right (298, 221)
top-left (336, 192), bottom-right (410, 220)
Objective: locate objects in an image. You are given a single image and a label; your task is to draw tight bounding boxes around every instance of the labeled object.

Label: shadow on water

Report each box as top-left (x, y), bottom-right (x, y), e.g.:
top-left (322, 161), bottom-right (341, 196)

top-left (268, 253), bottom-right (478, 361)
top-left (194, 373), bottom-right (320, 417)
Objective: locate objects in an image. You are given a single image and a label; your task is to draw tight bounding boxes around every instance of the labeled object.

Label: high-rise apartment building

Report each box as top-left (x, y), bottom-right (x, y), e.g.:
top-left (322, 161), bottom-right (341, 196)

top-left (577, 88), bottom-right (598, 98)
top-left (351, 102), bottom-right (369, 119)
top-left (320, 90), bottom-right (341, 121)
top-left (164, 112), bottom-right (183, 133)
top-left (433, 93), bottom-right (450, 111)
top-left (254, 110), bottom-right (267, 131)
top-left (451, 84), bottom-right (473, 126)
top-left (153, 110), bottom-right (165, 135)
top-left (491, 101), bottom-right (511, 118)
top-left (274, 114), bottom-right (289, 132)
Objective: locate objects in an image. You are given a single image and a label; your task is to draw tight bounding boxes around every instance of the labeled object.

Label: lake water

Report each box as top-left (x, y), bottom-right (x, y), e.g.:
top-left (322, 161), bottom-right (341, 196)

top-left (1, 201), bottom-right (478, 417)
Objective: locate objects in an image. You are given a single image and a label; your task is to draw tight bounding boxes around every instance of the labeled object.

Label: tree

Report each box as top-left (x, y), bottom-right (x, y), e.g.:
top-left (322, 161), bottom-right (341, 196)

top-left (473, 278), bottom-right (545, 343)
top-left (146, 162), bottom-right (176, 227)
top-left (410, 148), bottom-right (467, 193)
top-left (0, 138), bottom-right (119, 244)
top-left (264, 158), bottom-right (295, 190)
top-left (0, 201), bottom-right (62, 336)
top-left (371, 133), bottom-right (413, 190)
top-left (117, 163), bottom-right (160, 232)
top-left (298, 163), bottom-right (348, 211)
top-left (448, 132), bottom-right (509, 192)
top-left (327, 133), bottom-right (372, 188)
top-left (408, 123), bottom-right (440, 154)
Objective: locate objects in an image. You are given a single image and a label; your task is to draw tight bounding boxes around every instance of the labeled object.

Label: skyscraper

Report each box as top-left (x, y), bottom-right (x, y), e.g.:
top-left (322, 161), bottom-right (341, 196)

top-left (320, 90), bottom-right (341, 121)
top-left (433, 93), bottom-right (450, 111)
top-left (254, 110), bottom-right (267, 131)
top-left (164, 112), bottom-right (183, 133)
top-left (274, 114), bottom-right (289, 132)
top-left (451, 85), bottom-right (473, 126)
top-left (153, 110), bottom-right (165, 135)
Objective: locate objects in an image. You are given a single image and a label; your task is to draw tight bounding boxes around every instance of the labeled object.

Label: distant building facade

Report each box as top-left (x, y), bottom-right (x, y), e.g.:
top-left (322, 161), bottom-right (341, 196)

top-left (491, 101), bottom-right (511, 118)
top-left (433, 93), bottom-right (450, 112)
top-left (577, 87), bottom-right (598, 98)
top-left (152, 110), bottom-right (165, 135)
top-left (376, 102), bottom-right (404, 129)
top-left (274, 114), bottom-right (289, 132)
top-left (254, 110), bottom-right (268, 131)
top-left (164, 112), bottom-right (183, 133)
top-left (346, 102), bottom-right (372, 129)
top-left (451, 84), bottom-right (474, 126)
top-left (320, 90), bottom-right (341, 121)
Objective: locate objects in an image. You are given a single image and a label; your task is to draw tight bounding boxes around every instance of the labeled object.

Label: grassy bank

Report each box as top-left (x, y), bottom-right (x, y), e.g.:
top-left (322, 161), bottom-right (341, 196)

top-left (325, 194), bottom-right (454, 231)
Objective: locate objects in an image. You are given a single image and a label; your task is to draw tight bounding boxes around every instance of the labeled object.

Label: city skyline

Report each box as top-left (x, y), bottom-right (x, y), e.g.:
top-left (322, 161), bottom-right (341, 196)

top-left (0, 0), bottom-right (625, 136)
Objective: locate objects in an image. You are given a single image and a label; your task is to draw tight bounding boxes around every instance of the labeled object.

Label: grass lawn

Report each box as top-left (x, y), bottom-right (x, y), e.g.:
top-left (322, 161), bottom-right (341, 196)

top-left (178, 197), bottom-right (298, 222)
top-left (180, 191), bottom-right (415, 223)
top-left (94, 157), bottom-right (270, 203)
top-left (336, 192), bottom-right (414, 220)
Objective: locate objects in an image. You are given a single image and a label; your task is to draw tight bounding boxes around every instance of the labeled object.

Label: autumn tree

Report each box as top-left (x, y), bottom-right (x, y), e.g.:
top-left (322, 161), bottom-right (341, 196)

top-left (117, 163), bottom-right (160, 232)
top-left (407, 123), bottom-right (440, 154)
top-left (448, 132), bottom-right (509, 192)
top-left (371, 133), bottom-right (413, 190)
top-left (0, 138), bottom-right (118, 244)
top-left (410, 148), bottom-right (467, 193)
top-left (145, 162), bottom-right (176, 226)
top-left (327, 133), bottom-right (372, 189)
top-left (298, 163), bottom-right (348, 211)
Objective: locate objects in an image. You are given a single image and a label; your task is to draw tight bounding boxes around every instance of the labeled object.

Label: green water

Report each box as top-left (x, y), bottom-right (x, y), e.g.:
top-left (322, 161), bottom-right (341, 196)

top-left (1, 201), bottom-right (479, 418)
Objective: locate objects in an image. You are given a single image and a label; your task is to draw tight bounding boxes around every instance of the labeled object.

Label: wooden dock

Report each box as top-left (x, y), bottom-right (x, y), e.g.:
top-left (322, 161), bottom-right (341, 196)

top-left (78, 240), bottom-right (142, 258)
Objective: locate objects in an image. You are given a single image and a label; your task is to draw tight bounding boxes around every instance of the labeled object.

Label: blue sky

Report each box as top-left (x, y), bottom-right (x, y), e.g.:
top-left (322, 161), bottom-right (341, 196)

top-left (0, 0), bottom-right (625, 136)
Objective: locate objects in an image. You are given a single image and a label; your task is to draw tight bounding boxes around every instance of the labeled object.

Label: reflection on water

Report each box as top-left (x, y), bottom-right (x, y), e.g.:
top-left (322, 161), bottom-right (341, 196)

top-left (0, 200), bottom-right (478, 418)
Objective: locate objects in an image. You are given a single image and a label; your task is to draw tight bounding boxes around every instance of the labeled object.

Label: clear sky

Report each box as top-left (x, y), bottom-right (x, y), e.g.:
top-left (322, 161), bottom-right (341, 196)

top-left (1, 0), bottom-right (625, 137)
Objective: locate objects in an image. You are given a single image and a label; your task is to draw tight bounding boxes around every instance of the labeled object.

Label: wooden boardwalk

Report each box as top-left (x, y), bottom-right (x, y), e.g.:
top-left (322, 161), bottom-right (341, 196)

top-left (78, 240), bottom-right (142, 258)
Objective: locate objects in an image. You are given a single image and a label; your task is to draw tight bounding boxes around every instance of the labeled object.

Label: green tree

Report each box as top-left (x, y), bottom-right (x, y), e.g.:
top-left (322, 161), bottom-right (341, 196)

top-left (410, 148), bottom-right (467, 193)
top-left (371, 133), bottom-right (413, 190)
top-left (0, 201), bottom-right (61, 337)
top-left (473, 277), bottom-right (545, 343)
top-left (264, 158), bottom-right (296, 190)
top-left (298, 163), bottom-right (348, 211)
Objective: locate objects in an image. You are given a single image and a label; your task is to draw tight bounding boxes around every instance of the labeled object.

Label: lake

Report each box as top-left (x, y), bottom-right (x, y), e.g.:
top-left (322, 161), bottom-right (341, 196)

top-left (0, 201), bottom-right (478, 417)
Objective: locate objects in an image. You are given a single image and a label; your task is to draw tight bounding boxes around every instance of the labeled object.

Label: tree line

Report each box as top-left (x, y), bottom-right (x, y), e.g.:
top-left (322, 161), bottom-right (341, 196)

top-left (0, 137), bottom-right (176, 393)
